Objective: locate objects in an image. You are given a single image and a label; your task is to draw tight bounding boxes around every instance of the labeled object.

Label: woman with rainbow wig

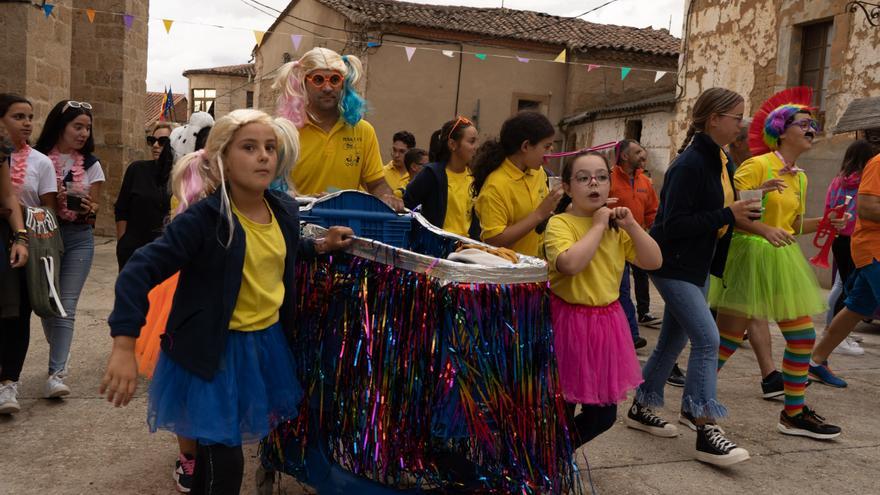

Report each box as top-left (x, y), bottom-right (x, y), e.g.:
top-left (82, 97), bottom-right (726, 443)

top-left (271, 47), bottom-right (403, 211)
top-left (709, 87), bottom-right (845, 440)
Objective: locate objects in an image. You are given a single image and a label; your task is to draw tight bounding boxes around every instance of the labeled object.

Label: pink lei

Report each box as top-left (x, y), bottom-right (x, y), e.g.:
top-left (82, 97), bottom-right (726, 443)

top-left (10, 145), bottom-right (31, 197)
top-left (48, 148), bottom-right (86, 221)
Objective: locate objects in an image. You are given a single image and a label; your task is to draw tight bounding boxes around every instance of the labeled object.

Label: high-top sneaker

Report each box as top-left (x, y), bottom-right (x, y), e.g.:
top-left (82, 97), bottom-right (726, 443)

top-left (624, 401), bottom-right (678, 437)
top-left (695, 424), bottom-right (750, 467)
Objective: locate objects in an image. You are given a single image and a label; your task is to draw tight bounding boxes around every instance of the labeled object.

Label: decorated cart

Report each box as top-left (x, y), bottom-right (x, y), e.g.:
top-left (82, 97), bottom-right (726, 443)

top-left (258, 191), bottom-right (581, 494)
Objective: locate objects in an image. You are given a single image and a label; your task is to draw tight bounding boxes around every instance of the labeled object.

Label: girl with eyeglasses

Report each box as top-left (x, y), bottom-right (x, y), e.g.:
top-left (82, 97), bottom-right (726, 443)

top-left (472, 111), bottom-right (564, 257)
top-left (33, 99), bottom-right (105, 399)
top-left (403, 117), bottom-right (479, 238)
top-left (709, 88), bottom-right (843, 440)
top-left (544, 151), bottom-right (661, 448)
top-left (113, 121), bottom-right (177, 269)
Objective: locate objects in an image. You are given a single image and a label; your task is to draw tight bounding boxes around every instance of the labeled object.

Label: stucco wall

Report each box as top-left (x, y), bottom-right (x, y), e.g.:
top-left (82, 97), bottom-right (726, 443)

top-left (185, 73), bottom-right (254, 119)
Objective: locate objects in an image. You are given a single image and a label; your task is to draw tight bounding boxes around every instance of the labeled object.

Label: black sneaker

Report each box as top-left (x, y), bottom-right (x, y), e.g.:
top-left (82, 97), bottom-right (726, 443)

top-left (174, 453), bottom-right (195, 493)
top-left (638, 313), bottom-right (662, 328)
top-left (777, 406), bottom-right (841, 440)
top-left (624, 401), bottom-right (679, 437)
top-left (679, 409), bottom-right (726, 433)
top-left (666, 363), bottom-right (685, 387)
top-left (633, 336), bottom-right (647, 349)
top-left (761, 370), bottom-right (784, 400)
top-left (695, 425), bottom-right (750, 467)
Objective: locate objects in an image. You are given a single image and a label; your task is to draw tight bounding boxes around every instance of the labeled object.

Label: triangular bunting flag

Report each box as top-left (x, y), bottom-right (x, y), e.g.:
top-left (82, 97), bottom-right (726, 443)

top-left (163, 19), bottom-right (174, 34)
top-left (621, 67), bottom-right (632, 80)
top-left (404, 46), bottom-right (416, 61)
top-left (42, 3), bottom-right (54, 17)
top-left (123, 14), bottom-right (134, 29)
top-left (442, 50), bottom-right (455, 57)
top-left (654, 71), bottom-right (667, 83)
top-left (554, 49), bottom-right (566, 63)
top-left (587, 64), bottom-right (599, 72)
top-left (86, 8), bottom-right (96, 23)
top-left (290, 34), bottom-right (303, 51)
top-left (475, 53), bottom-right (487, 60)
top-left (516, 56), bottom-right (529, 63)
top-left (253, 30), bottom-right (265, 46)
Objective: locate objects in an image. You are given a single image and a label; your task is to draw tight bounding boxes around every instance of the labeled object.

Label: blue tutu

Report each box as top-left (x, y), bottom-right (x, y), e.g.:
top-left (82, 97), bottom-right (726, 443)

top-left (147, 322), bottom-right (303, 446)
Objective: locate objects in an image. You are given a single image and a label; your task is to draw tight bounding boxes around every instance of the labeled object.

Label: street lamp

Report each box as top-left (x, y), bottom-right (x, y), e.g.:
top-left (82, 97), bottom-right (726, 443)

top-left (847, 1), bottom-right (880, 26)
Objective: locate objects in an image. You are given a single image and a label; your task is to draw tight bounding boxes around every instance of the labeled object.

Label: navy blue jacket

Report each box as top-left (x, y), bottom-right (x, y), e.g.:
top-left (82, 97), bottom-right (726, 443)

top-left (108, 189), bottom-right (315, 380)
top-left (403, 162), bottom-right (480, 239)
top-left (649, 132), bottom-right (736, 286)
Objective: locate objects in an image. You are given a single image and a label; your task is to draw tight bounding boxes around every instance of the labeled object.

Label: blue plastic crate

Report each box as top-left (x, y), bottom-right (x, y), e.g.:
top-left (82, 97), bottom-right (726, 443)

top-left (300, 191), bottom-right (412, 248)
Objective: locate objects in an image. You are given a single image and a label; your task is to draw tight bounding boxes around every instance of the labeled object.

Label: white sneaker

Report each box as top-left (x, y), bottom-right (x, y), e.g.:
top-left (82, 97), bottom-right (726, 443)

top-left (832, 337), bottom-right (864, 356)
top-left (45, 372), bottom-right (71, 398)
top-left (0, 382), bottom-right (21, 414)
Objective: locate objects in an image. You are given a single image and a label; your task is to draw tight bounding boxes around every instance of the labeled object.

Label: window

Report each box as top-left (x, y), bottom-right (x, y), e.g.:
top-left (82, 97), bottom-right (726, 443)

top-left (799, 21), bottom-right (834, 112)
top-left (192, 88), bottom-right (216, 114)
top-left (625, 119), bottom-right (643, 142)
top-left (246, 91), bottom-right (254, 108)
top-left (517, 99), bottom-right (541, 112)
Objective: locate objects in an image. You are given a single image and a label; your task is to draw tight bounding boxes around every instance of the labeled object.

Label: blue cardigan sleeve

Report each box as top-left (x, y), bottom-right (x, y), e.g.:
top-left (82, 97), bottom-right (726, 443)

top-left (658, 162), bottom-right (735, 240)
top-left (108, 205), bottom-right (208, 337)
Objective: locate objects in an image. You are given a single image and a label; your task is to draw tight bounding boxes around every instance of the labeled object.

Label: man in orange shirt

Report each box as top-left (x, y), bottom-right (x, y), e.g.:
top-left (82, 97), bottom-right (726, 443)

top-left (612, 140), bottom-right (661, 346)
top-left (809, 150), bottom-right (880, 387)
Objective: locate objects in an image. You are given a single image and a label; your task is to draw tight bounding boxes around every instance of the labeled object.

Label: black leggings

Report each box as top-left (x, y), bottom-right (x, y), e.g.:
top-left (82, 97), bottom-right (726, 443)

top-left (0, 272), bottom-right (31, 383)
top-left (192, 443), bottom-right (244, 495)
top-left (831, 236), bottom-right (855, 316)
top-left (565, 403), bottom-right (618, 448)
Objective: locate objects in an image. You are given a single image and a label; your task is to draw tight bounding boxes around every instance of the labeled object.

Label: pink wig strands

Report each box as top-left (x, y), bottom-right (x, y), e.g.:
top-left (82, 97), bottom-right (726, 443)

top-left (274, 61), bottom-right (307, 128)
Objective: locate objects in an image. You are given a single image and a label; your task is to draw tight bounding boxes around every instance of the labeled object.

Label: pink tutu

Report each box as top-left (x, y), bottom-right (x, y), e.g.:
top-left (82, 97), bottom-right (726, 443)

top-left (551, 296), bottom-right (643, 405)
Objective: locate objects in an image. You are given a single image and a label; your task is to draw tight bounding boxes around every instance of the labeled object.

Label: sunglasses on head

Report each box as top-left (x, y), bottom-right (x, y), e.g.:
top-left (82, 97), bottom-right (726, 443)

top-left (306, 72), bottom-right (344, 89)
top-left (62, 100), bottom-right (92, 113)
top-left (449, 116), bottom-right (473, 136)
top-left (146, 135), bottom-right (170, 146)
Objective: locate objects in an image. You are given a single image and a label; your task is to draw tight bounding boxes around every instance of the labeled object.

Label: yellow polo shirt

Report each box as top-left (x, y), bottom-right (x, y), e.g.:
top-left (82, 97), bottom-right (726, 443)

top-left (229, 201), bottom-right (286, 331)
top-left (734, 152), bottom-right (806, 234)
top-left (718, 151), bottom-right (735, 238)
top-left (443, 167), bottom-right (474, 237)
top-left (292, 118), bottom-right (385, 196)
top-left (544, 213), bottom-right (636, 306)
top-left (475, 158), bottom-right (549, 257)
top-left (383, 161), bottom-right (410, 198)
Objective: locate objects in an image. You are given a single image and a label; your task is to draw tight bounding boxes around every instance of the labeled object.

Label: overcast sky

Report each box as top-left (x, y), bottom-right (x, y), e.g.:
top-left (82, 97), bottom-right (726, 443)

top-left (147, 0), bottom-right (684, 93)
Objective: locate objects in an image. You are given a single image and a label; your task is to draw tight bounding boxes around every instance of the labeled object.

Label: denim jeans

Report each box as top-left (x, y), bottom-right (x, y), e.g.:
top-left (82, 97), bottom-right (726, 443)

top-left (619, 264), bottom-right (640, 340)
top-left (635, 274), bottom-right (727, 419)
top-left (826, 271), bottom-right (843, 327)
top-left (41, 223), bottom-right (94, 375)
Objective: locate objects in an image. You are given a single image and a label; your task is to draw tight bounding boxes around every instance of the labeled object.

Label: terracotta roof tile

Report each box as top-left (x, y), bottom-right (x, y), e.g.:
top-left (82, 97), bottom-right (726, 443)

top-left (145, 91), bottom-right (187, 127)
top-left (315, 0), bottom-right (679, 56)
top-left (182, 63), bottom-right (256, 78)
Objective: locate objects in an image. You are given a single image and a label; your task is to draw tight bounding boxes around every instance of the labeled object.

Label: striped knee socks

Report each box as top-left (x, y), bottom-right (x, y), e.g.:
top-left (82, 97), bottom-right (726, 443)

top-left (717, 328), bottom-right (745, 370)
top-left (778, 316), bottom-right (816, 417)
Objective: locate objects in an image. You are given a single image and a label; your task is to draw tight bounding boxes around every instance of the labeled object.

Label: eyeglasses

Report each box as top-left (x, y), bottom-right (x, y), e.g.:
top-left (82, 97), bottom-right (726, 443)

top-left (449, 116), bottom-right (473, 136)
top-left (719, 113), bottom-right (744, 123)
top-left (146, 135), bottom-right (170, 146)
top-left (790, 119), bottom-right (821, 133)
top-left (573, 173), bottom-right (610, 185)
top-left (305, 72), bottom-right (344, 89)
top-left (62, 101), bottom-right (93, 113)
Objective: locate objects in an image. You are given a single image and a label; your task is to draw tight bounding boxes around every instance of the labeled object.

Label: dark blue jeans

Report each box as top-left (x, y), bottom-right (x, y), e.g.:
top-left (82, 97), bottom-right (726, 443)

top-left (620, 264), bottom-right (640, 340)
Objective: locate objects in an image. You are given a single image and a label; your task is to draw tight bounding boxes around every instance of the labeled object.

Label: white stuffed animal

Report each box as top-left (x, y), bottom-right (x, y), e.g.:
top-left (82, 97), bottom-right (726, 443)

top-left (169, 112), bottom-right (214, 160)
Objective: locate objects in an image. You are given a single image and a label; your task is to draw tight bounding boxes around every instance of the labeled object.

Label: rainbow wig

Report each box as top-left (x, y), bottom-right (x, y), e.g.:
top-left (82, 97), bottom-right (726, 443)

top-left (763, 104), bottom-right (812, 150)
top-left (273, 47), bottom-right (366, 128)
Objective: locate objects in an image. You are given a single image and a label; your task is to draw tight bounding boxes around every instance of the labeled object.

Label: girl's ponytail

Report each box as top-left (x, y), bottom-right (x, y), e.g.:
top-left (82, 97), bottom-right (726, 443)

top-left (677, 123), bottom-right (697, 155)
top-left (171, 150), bottom-right (218, 215)
top-left (470, 139), bottom-right (507, 197)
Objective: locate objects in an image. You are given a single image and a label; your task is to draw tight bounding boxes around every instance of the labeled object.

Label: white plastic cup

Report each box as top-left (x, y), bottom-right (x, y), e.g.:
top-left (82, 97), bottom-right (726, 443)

top-left (739, 189), bottom-right (763, 219)
top-left (548, 176), bottom-right (562, 190)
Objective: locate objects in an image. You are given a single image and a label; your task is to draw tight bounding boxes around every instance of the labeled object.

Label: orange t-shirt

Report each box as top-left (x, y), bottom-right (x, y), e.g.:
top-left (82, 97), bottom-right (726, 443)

top-left (851, 154), bottom-right (880, 268)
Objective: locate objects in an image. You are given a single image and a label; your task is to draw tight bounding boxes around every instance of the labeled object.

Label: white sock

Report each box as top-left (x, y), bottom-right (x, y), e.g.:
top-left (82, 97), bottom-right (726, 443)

top-left (809, 359), bottom-right (821, 367)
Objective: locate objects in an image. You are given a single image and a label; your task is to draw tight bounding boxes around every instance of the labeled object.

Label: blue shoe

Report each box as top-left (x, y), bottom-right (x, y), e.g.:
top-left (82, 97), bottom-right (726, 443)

top-left (808, 362), bottom-right (847, 388)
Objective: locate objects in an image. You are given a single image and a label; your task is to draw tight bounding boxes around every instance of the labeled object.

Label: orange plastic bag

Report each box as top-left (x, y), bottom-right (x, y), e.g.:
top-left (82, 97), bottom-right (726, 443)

top-left (134, 272), bottom-right (179, 378)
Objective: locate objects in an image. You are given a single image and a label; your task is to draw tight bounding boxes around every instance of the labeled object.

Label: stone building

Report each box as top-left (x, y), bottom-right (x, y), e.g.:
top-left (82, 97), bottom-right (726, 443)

top-left (1, 0), bottom-right (149, 236)
top-left (182, 63), bottom-right (256, 119)
top-left (674, 0), bottom-right (880, 284)
top-left (251, 0), bottom-right (679, 172)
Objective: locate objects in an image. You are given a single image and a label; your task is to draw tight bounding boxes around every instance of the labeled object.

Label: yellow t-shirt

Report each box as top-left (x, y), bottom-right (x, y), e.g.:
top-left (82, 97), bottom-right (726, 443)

top-left (383, 161), bottom-right (410, 198)
top-left (229, 201), bottom-right (287, 331)
top-left (718, 151), bottom-right (735, 238)
top-left (443, 167), bottom-right (474, 237)
top-left (544, 213), bottom-right (636, 306)
top-left (291, 118), bottom-right (386, 196)
top-left (734, 152), bottom-right (806, 234)
top-left (475, 158), bottom-right (549, 257)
